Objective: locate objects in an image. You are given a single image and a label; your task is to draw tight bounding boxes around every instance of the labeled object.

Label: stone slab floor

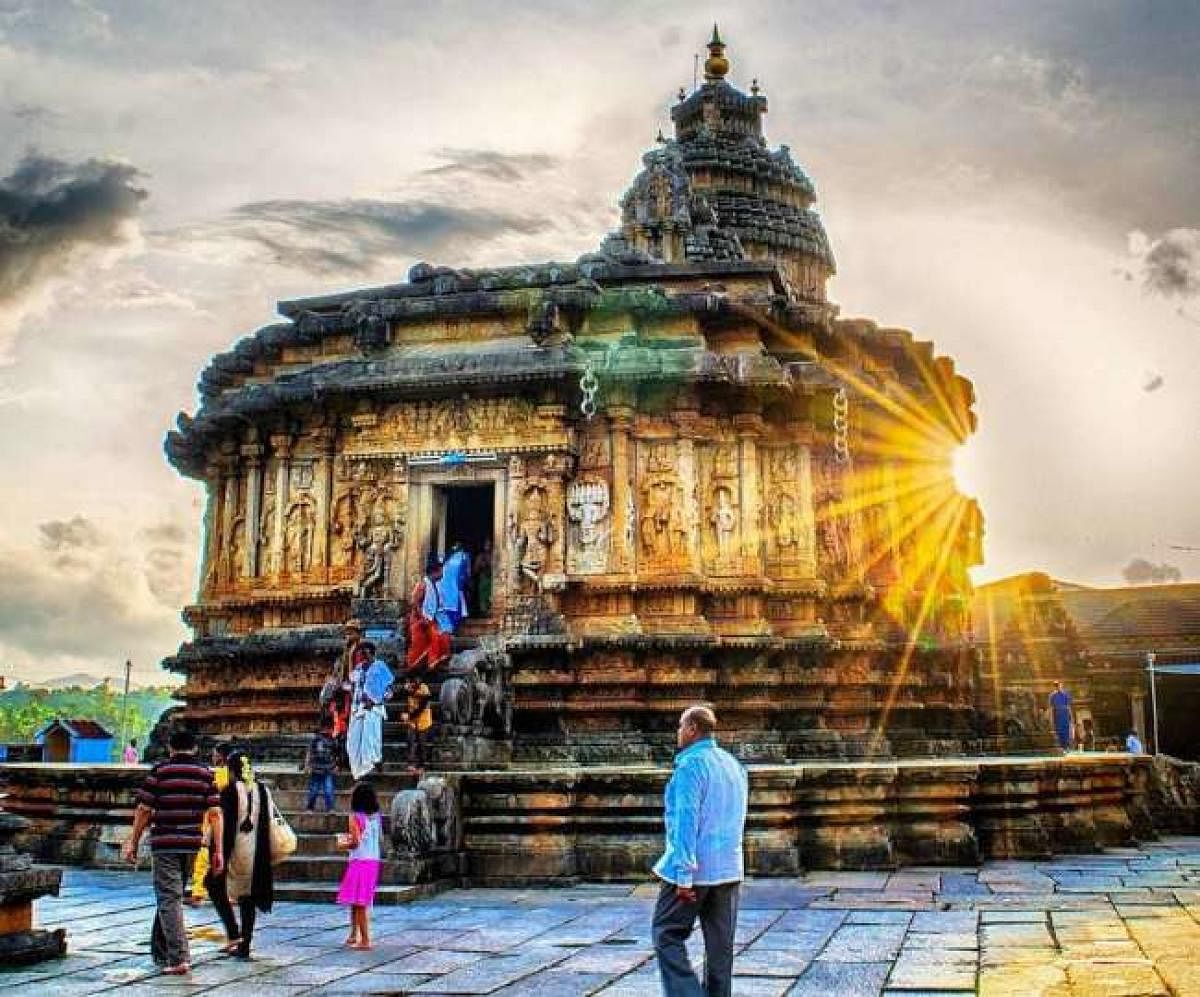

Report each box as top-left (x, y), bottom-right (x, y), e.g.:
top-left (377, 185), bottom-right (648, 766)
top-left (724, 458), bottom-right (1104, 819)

top-left (8, 837), bottom-right (1200, 996)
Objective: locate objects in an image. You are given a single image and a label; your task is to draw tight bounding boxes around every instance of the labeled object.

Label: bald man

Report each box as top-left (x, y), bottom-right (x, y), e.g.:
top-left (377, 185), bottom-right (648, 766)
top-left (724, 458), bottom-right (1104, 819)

top-left (652, 705), bottom-right (748, 997)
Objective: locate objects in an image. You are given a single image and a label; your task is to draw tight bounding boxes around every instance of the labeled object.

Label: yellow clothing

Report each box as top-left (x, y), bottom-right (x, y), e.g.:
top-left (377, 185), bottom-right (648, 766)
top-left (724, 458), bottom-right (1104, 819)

top-left (190, 765), bottom-right (229, 901)
top-left (406, 684), bottom-right (433, 732)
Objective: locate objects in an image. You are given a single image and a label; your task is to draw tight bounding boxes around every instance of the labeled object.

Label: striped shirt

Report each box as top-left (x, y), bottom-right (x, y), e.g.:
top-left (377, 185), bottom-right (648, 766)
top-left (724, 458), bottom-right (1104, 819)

top-left (136, 754), bottom-right (219, 853)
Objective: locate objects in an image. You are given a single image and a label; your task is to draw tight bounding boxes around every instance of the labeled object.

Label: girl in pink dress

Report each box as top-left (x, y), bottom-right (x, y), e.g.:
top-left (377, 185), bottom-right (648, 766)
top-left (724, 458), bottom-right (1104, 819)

top-left (336, 781), bottom-right (383, 949)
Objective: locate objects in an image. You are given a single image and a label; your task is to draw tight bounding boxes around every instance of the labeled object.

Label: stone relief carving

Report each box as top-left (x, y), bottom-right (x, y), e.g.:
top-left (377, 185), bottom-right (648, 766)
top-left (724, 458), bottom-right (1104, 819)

top-left (284, 496), bottom-right (316, 574)
top-left (223, 518), bottom-right (245, 584)
top-left (816, 456), bottom-right (852, 580)
top-left (355, 503), bottom-right (405, 598)
top-left (763, 447), bottom-right (815, 573)
top-left (709, 485), bottom-right (738, 560)
top-left (509, 484), bottom-right (558, 590)
top-left (257, 502), bottom-right (277, 575)
top-left (566, 479), bottom-right (610, 574)
top-left (379, 398), bottom-right (535, 447)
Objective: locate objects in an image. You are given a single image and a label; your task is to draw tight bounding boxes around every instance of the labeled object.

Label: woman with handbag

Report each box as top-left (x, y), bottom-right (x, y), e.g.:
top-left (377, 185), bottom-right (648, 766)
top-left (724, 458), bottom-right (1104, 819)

top-left (215, 750), bottom-right (275, 958)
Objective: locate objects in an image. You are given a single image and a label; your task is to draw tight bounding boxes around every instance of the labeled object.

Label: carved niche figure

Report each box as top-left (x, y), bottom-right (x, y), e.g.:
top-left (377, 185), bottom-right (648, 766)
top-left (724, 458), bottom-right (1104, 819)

top-left (223, 518), bottom-right (246, 584)
top-left (355, 503), bottom-right (405, 598)
top-left (709, 486), bottom-right (738, 560)
top-left (509, 484), bottom-right (558, 590)
top-left (330, 492), bottom-right (358, 570)
top-left (639, 478), bottom-right (677, 558)
top-left (258, 502), bottom-right (277, 575)
top-left (815, 458), bottom-right (851, 579)
top-left (284, 497), bottom-right (316, 575)
top-left (566, 479), bottom-right (611, 573)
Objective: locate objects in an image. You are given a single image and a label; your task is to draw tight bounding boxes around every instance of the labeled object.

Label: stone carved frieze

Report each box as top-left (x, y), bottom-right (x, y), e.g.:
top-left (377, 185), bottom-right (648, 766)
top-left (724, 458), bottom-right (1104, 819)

top-left (222, 518), bottom-right (245, 585)
top-left (351, 398), bottom-right (539, 454)
top-left (566, 478), bottom-right (611, 575)
top-left (257, 502), bottom-right (277, 576)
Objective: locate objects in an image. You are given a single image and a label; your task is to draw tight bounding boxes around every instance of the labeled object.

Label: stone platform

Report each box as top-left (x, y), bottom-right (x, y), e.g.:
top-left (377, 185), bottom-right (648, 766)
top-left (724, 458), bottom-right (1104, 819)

top-left (6, 838), bottom-right (1200, 995)
top-left (2, 754), bottom-right (1198, 897)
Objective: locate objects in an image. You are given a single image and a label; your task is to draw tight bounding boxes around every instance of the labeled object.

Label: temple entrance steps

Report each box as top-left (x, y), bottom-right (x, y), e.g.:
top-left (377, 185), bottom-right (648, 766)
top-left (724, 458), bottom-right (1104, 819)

top-left (258, 767), bottom-right (449, 905)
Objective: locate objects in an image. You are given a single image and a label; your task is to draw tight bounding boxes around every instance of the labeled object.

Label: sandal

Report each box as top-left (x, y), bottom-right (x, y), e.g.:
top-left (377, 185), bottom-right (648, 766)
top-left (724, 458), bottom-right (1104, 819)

top-left (162, 963), bottom-right (191, 976)
top-left (221, 939), bottom-right (242, 954)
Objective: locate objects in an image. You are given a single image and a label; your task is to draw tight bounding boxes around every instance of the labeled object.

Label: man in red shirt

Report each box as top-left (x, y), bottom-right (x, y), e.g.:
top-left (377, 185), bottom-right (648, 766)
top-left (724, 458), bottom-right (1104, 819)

top-left (123, 730), bottom-right (223, 975)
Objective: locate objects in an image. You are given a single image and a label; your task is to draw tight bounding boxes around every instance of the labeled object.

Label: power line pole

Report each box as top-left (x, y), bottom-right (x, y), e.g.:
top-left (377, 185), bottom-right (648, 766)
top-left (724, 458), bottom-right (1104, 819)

top-left (118, 659), bottom-right (132, 762)
top-left (1146, 651), bottom-right (1159, 755)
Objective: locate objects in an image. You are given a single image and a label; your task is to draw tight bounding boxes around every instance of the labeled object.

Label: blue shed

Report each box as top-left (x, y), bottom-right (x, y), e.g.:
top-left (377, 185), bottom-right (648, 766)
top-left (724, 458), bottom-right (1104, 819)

top-left (35, 718), bottom-right (114, 763)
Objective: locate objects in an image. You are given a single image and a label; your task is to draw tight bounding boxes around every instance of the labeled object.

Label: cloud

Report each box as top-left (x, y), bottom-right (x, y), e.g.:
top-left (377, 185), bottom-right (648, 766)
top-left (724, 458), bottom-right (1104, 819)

top-left (38, 514), bottom-right (103, 552)
top-left (422, 148), bottom-right (557, 183)
top-left (1122, 557), bottom-right (1182, 585)
top-left (0, 152), bottom-right (147, 348)
top-left (1130, 228), bottom-right (1200, 299)
top-left (226, 196), bottom-right (553, 276)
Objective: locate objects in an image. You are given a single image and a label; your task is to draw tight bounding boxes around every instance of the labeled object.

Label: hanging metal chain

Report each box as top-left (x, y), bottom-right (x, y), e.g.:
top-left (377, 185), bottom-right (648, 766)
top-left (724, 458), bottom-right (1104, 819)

top-left (832, 386), bottom-right (851, 465)
top-left (580, 361), bottom-right (599, 420)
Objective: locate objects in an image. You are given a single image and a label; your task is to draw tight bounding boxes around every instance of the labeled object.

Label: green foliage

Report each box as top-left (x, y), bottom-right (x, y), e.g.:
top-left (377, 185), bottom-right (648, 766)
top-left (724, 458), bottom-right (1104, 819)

top-left (0, 683), bottom-right (180, 760)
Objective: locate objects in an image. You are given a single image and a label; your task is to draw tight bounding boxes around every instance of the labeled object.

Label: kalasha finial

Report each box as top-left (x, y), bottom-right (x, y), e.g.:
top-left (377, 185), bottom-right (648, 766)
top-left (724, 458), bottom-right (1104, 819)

top-left (704, 23), bottom-right (729, 82)
top-left (751, 78), bottom-right (760, 96)
top-left (656, 129), bottom-right (666, 144)
top-left (678, 86), bottom-right (687, 102)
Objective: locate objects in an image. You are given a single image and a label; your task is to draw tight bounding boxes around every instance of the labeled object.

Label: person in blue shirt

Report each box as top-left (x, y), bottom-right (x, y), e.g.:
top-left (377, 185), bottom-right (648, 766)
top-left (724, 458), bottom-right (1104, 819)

top-left (436, 542), bottom-right (471, 634)
top-left (652, 705), bottom-right (748, 997)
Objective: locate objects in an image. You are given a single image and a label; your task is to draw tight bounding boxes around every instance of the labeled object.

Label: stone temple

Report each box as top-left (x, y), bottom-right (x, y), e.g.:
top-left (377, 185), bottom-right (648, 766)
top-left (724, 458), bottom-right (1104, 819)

top-left (150, 30), bottom-right (1175, 880)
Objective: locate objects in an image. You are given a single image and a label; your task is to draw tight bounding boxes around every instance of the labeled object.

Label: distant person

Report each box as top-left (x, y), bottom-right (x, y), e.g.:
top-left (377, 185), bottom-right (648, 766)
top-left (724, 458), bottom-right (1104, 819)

top-left (346, 642), bottom-right (394, 780)
top-left (402, 674), bottom-right (434, 774)
top-left (214, 750), bottom-right (274, 959)
top-left (1126, 730), bottom-right (1145, 754)
top-left (407, 556), bottom-right (452, 673)
top-left (337, 781), bottom-right (384, 949)
top-left (652, 705), bottom-right (748, 997)
top-left (1049, 680), bottom-right (1074, 750)
top-left (473, 538), bottom-right (493, 616)
top-left (303, 718), bottom-right (338, 812)
top-left (123, 738), bottom-right (140, 765)
top-left (438, 541), bottom-right (471, 633)
top-left (122, 730), bottom-right (222, 976)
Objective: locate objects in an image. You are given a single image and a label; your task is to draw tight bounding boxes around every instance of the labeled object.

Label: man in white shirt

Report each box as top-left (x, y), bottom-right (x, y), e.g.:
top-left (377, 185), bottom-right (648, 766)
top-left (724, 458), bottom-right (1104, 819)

top-left (652, 704), bottom-right (748, 997)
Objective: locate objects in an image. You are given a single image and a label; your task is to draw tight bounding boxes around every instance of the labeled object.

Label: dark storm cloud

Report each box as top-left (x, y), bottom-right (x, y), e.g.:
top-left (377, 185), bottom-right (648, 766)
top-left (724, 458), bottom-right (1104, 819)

top-left (0, 152), bottom-right (147, 314)
top-left (228, 197), bottom-right (552, 275)
top-left (422, 148), bottom-right (558, 184)
top-left (1140, 229), bottom-right (1200, 299)
top-left (1122, 557), bottom-right (1182, 585)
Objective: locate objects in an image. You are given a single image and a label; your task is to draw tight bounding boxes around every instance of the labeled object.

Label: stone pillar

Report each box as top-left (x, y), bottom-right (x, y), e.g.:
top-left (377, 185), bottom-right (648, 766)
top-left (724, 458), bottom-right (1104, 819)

top-left (1130, 689), bottom-right (1147, 743)
top-left (241, 440), bottom-right (264, 578)
top-left (270, 433), bottom-right (292, 577)
top-left (608, 404), bottom-right (635, 574)
top-left (735, 413), bottom-right (764, 572)
top-left (796, 443), bottom-right (818, 578)
top-left (198, 462), bottom-right (222, 595)
top-left (673, 407), bottom-right (702, 575)
top-left (313, 427), bottom-right (336, 579)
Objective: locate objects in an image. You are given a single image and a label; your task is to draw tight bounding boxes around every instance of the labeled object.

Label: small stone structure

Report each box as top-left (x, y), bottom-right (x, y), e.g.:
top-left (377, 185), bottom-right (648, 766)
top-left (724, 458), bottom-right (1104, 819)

top-left (0, 810), bottom-right (66, 965)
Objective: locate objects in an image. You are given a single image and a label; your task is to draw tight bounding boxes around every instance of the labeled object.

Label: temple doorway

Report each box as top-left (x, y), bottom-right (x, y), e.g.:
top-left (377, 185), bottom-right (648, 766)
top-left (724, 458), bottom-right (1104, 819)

top-left (433, 483), bottom-right (496, 620)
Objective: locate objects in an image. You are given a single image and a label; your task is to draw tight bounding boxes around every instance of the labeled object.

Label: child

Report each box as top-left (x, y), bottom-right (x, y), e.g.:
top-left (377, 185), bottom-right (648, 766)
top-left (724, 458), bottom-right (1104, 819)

top-left (302, 718), bottom-right (338, 812)
top-left (336, 781), bottom-right (383, 949)
top-left (402, 675), bottom-right (434, 775)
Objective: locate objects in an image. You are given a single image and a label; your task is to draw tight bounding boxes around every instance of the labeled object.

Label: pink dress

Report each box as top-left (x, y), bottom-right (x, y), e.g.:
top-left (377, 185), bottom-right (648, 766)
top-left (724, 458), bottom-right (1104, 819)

top-left (336, 812), bottom-right (382, 907)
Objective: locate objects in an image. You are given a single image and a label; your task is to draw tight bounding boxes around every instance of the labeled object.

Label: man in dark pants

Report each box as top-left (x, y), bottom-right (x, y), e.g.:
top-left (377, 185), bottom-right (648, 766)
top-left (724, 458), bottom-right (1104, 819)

top-left (652, 705), bottom-right (748, 997)
top-left (123, 730), bottom-right (223, 976)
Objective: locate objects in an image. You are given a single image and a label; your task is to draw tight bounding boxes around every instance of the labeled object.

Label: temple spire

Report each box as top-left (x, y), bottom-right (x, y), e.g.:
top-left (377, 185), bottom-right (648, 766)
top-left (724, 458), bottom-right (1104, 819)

top-left (703, 23), bottom-right (729, 82)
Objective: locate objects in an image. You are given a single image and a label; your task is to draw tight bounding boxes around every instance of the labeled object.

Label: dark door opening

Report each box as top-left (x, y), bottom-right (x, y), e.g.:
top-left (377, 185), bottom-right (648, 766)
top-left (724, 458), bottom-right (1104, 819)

top-left (434, 483), bottom-right (496, 619)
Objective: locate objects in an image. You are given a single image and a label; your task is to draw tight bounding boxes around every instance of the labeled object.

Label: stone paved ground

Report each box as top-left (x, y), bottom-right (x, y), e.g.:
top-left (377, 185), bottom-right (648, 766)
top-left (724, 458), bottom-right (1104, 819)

top-left (8, 836), bottom-right (1200, 996)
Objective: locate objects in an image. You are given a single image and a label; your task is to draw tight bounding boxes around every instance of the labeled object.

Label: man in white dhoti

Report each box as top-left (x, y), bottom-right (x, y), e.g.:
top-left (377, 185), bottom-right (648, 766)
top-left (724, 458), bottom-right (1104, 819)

top-left (346, 642), bottom-right (395, 780)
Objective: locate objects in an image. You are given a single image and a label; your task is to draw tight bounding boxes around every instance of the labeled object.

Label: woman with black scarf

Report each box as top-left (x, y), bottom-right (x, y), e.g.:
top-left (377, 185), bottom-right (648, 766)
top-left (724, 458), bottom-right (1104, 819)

top-left (215, 750), bottom-right (274, 958)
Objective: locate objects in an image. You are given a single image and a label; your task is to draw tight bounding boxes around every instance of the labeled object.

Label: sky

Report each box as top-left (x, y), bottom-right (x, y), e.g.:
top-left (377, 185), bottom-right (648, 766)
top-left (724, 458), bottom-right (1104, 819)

top-left (0, 1), bottom-right (1197, 685)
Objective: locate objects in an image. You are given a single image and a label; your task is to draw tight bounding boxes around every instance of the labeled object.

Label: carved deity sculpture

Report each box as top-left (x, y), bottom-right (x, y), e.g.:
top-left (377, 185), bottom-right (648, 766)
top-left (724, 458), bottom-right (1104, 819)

top-left (258, 503), bottom-right (277, 576)
top-left (355, 506), bottom-right (405, 598)
top-left (710, 486), bottom-right (737, 559)
top-left (567, 479), bottom-right (611, 574)
top-left (509, 485), bottom-right (558, 590)
top-left (639, 479), bottom-right (676, 557)
top-left (815, 458), bottom-right (851, 579)
top-left (284, 498), bottom-right (316, 575)
top-left (224, 519), bottom-right (245, 584)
